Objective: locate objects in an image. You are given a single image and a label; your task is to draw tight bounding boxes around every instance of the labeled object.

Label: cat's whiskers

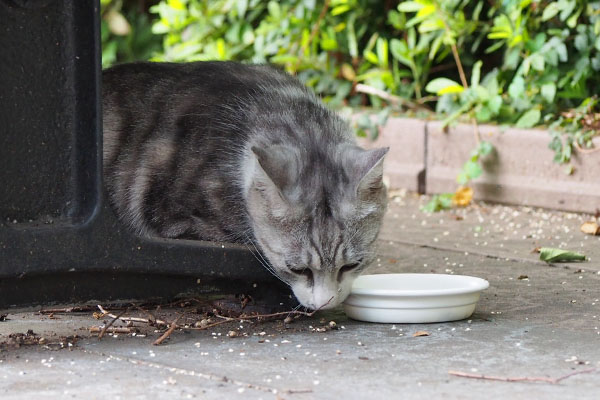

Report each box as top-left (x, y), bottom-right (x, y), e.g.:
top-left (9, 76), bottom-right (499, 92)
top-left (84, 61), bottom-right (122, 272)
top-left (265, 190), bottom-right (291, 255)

top-left (241, 231), bottom-right (290, 287)
top-left (285, 303), bottom-right (303, 319)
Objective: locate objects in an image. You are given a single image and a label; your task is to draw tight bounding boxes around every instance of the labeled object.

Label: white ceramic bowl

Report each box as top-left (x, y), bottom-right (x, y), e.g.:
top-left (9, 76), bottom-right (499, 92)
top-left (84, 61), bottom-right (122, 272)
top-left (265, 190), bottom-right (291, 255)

top-left (343, 273), bottom-right (489, 323)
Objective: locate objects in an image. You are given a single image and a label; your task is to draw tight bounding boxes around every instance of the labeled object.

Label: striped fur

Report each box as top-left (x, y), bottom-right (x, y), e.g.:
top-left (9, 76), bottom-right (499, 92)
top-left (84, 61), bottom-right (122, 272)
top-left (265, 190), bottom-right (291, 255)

top-left (102, 61), bottom-right (388, 309)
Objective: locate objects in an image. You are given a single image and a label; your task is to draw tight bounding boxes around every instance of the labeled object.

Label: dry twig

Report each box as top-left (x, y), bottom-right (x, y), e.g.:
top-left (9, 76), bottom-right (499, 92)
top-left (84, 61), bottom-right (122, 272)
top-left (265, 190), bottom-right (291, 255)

top-left (90, 327), bottom-right (134, 334)
top-left (153, 314), bottom-right (184, 346)
top-left (355, 83), bottom-right (427, 111)
top-left (184, 296), bottom-right (333, 331)
top-left (448, 368), bottom-right (597, 384)
top-left (97, 305), bottom-right (167, 326)
top-left (96, 297), bottom-right (333, 346)
top-left (98, 308), bottom-right (129, 340)
top-left (39, 306), bottom-right (94, 314)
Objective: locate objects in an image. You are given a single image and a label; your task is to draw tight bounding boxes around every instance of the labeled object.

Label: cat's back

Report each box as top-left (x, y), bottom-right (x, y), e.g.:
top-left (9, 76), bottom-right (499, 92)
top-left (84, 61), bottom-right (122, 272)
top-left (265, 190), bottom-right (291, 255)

top-left (102, 61), bottom-right (353, 241)
top-left (102, 61), bottom-right (308, 105)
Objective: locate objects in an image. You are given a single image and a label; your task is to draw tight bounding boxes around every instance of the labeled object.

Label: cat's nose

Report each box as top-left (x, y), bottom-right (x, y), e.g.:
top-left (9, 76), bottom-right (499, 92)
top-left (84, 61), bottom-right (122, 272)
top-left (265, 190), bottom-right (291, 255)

top-left (309, 293), bottom-right (338, 310)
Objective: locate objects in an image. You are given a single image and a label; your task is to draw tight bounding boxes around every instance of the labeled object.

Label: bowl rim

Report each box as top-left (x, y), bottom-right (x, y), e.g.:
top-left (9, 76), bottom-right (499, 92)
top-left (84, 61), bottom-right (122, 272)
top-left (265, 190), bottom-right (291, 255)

top-left (349, 273), bottom-right (490, 297)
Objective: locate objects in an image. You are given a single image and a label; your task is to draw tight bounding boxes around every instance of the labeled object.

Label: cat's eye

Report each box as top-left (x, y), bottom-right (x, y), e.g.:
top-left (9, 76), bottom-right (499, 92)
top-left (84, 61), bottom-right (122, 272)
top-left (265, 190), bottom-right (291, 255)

top-left (337, 261), bottom-right (361, 283)
top-left (290, 267), bottom-right (313, 281)
top-left (339, 262), bottom-right (360, 275)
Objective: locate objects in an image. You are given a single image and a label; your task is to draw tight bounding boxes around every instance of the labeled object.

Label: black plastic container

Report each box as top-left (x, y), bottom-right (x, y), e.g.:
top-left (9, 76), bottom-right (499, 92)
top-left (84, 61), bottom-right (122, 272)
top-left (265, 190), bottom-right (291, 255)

top-left (0, 0), bottom-right (287, 309)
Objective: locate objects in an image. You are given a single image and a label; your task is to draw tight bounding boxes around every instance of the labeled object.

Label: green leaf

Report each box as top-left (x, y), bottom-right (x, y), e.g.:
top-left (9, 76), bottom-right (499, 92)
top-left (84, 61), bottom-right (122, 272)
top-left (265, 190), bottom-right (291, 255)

top-left (398, 1), bottom-right (424, 12)
top-left (477, 141), bottom-right (494, 156)
top-left (425, 78), bottom-right (464, 95)
top-left (475, 106), bottom-right (492, 122)
top-left (542, 2), bottom-right (560, 21)
top-left (347, 17), bottom-right (358, 58)
top-left (566, 9), bottom-right (581, 28)
top-left (390, 39), bottom-right (411, 67)
top-left (508, 76), bottom-right (525, 100)
top-left (488, 95), bottom-right (502, 114)
top-left (471, 60), bottom-right (482, 87)
top-left (559, 0), bottom-right (576, 21)
top-left (421, 193), bottom-right (453, 213)
top-left (364, 50), bottom-right (379, 65)
top-left (530, 54), bottom-right (545, 71)
top-left (462, 160), bottom-right (483, 180)
top-left (267, 1), bottom-right (280, 19)
top-left (236, 0), bottom-right (248, 16)
top-left (429, 34), bottom-right (443, 60)
top-left (516, 109), bottom-right (541, 128)
top-left (539, 247), bottom-right (586, 263)
top-left (418, 18), bottom-right (444, 33)
top-left (575, 34), bottom-right (588, 51)
top-left (376, 37), bottom-right (389, 68)
top-left (456, 171), bottom-right (469, 185)
top-left (331, 4), bottom-right (351, 15)
top-left (488, 32), bottom-right (510, 39)
top-left (416, 4), bottom-right (436, 18)
top-left (541, 83), bottom-right (556, 103)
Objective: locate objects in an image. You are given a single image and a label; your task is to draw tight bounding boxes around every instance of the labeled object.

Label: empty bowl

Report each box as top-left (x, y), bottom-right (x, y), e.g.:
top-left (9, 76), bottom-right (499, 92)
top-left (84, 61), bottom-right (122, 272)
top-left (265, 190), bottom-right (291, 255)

top-left (343, 273), bottom-right (489, 323)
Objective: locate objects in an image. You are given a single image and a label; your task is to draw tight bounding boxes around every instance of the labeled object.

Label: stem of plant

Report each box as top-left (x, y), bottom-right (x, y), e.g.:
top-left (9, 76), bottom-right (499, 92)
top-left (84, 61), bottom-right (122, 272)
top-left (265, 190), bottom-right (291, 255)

top-left (450, 43), bottom-right (469, 89)
top-left (436, 11), bottom-right (480, 144)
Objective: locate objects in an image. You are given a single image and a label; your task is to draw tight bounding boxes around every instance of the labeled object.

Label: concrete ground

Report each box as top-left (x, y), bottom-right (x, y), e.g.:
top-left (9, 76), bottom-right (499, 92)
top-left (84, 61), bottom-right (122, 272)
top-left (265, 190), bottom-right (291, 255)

top-left (1, 192), bottom-right (600, 399)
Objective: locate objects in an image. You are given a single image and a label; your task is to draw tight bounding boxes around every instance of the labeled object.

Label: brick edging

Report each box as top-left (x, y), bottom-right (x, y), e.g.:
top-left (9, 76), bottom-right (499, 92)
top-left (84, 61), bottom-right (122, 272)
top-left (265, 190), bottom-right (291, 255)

top-left (357, 117), bottom-right (600, 213)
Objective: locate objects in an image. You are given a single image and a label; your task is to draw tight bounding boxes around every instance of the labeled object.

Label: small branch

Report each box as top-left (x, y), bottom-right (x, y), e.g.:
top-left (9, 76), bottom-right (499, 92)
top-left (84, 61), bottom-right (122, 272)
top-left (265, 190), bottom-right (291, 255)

top-left (554, 368), bottom-right (598, 383)
top-left (97, 305), bottom-right (167, 326)
top-left (309, 0), bottom-right (330, 49)
top-left (90, 326), bottom-right (134, 334)
top-left (153, 314), bottom-right (184, 346)
top-left (435, 8), bottom-right (468, 90)
top-left (416, 95), bottom-right (439, 104)
top-left (183, 297), bottom-right (334, 331)
top-left (297, 0), bottom-right (330, 68)
top-left (39, 306), bottom-right (94, 314)
top-left (184, 319), bottom-right (240, 331)
top-left (450, 43), bottom-right (469, 89)
top-left (98, 308), bottom-right (129, 340)
top-left (134, 305), bottom-right (160, 325)
top-left (427, 62), bottom-right (457, 74)
top-left (355, 83), bottom-right (429, 111)
top-left (448, 368), bottom-right (597, 384)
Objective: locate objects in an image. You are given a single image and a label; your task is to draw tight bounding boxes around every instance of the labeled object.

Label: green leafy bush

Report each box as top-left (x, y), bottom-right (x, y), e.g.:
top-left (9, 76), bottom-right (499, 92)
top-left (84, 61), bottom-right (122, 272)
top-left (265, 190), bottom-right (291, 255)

top-left (101, 0), bottom-right (600, 163)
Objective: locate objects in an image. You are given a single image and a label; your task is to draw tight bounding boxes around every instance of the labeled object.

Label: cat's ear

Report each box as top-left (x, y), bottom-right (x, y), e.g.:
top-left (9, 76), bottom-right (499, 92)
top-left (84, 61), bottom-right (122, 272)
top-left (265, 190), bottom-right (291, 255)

top-left (251, 145), bottom-right (298, 192)
top-left (344, 146), bottom-right (389, 195)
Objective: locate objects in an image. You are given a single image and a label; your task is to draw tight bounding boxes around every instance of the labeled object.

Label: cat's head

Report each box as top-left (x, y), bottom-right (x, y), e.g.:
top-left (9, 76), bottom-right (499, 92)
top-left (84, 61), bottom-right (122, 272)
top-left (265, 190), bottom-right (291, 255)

top-left (245, 142), bottom-right (388, 310)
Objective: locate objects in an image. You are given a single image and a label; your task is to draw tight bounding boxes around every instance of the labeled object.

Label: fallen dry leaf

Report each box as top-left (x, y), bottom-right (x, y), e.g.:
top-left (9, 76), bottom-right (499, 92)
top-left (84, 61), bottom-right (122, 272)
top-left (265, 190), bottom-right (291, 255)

top-left (452, 186), bottom-right (473, 207)
top-left (580, 221), bottom-right (600, 236)
top-left (413, 331), bottom-right (430, 337)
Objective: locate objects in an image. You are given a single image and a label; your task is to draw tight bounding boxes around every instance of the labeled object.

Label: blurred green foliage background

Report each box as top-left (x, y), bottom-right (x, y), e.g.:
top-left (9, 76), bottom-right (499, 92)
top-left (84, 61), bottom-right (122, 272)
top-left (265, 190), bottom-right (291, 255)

top-left (101, 0), bottom-right (600, 164)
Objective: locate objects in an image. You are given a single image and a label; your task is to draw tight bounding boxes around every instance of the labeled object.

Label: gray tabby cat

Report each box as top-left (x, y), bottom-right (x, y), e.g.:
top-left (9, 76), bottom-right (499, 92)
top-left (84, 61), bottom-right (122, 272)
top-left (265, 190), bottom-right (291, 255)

top-left (102, 61), bottom-right (388, 309)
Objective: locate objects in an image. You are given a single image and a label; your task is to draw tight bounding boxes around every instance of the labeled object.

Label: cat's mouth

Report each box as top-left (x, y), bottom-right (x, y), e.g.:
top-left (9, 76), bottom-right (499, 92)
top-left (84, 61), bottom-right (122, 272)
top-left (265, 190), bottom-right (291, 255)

top-left (291, 280), bottom-right (353, 310)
